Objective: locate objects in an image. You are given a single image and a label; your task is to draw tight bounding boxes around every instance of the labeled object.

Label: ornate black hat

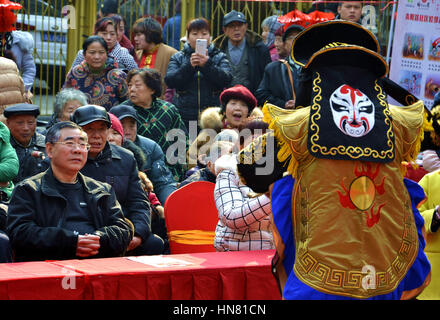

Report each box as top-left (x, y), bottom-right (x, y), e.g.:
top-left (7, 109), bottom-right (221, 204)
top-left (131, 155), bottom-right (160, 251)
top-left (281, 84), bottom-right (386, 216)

top-left (290, 20), bottom-right (380, 67)
top-left (289, 20), bottom-right (394, 163)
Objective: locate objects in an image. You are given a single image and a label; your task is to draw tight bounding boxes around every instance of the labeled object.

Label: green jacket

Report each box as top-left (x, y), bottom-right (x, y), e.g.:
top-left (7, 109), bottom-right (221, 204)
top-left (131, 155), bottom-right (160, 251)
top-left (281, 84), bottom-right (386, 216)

top-left (0, 122), bottom-right (18, 199)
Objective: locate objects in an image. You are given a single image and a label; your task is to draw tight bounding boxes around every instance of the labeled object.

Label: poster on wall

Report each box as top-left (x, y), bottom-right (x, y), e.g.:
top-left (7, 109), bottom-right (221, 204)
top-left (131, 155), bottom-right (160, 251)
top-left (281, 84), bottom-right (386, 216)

top-left (389, 0), bottom-right (440, 109)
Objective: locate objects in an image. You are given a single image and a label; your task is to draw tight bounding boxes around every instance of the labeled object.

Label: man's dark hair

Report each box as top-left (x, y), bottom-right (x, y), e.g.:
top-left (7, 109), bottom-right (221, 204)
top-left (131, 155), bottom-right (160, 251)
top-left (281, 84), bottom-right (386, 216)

top-left (133, 17), bottom-right (163, 44)
top-left (82, 35), bottom-right (109, 53)
top-left (127, 68), bottom-right (162, 100)
top-left (186, 17), bottom-right (210, 34)
top-left (94, 16), bottom-right (117, 35)
top-left (239, 119), bottom-right (269, 146)
top-left (110, 14), bottom-right (128, 32)
top-left (338, 0), bottom-right (363, 6)
top-left (45, 121), bottom-right (85, 144)
top-left (100, 0), bottom-right (119, 16)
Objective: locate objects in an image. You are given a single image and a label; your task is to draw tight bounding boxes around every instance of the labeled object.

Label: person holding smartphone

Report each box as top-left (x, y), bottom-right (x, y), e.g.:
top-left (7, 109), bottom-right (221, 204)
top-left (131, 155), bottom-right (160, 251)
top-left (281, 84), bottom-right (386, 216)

top-left (165, 18), bottom-right (233, 132)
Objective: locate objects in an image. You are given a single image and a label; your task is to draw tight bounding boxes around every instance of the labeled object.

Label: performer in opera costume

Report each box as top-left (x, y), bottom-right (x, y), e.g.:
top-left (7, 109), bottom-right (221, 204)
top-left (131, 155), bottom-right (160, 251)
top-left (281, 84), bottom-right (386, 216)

top-left (236, 20), bottom-right (432, 299)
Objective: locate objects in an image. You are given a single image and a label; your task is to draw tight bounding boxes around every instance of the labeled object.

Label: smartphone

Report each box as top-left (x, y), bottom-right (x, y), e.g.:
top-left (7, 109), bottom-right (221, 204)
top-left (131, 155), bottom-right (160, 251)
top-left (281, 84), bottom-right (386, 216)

top-left (195, 39), bottom-right (208, 55)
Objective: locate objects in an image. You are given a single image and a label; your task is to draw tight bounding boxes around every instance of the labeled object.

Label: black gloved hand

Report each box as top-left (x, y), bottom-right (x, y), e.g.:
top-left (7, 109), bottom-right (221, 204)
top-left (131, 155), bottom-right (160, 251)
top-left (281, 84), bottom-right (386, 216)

top-left (0, 202), bottom-right (7, 232)
top-left (432, 205), bottom-right (440, 233)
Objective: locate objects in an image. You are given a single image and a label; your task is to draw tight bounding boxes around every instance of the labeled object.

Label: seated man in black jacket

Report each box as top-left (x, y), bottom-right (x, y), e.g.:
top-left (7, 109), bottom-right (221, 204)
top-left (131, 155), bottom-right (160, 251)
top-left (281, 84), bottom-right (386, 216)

top-left (6, 121), bottom-right (133, 261)
top-left (71, 105), bottom-right (164, 255)
top-left (255, 24), bottom-right (304, 109)
top-left (0, 203), bottom-right (11, 262)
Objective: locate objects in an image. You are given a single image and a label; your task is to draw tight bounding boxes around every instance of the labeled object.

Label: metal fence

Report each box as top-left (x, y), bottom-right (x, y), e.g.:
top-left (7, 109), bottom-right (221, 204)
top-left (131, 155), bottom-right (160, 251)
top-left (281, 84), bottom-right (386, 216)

top-left (118, 0), bottom-right (393, 54)
top-left (12, 0), bottom-right (395, 115)
top-left (15, 0), bottom-right (69, 114)
top-left (117, 0), bottom-right (311, 47)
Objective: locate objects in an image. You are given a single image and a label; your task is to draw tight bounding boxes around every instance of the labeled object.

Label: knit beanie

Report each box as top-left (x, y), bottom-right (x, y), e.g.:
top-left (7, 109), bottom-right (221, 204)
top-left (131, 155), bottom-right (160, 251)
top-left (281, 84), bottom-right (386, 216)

top-left (109, 112), bottom-right (124, 142)
top-left (220, 85), bottom-right (258, 113)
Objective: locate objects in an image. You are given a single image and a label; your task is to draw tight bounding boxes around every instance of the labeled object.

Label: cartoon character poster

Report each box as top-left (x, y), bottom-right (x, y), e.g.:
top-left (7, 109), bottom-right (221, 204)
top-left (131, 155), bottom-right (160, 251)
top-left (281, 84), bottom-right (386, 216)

top-left (399, 70), bottom-right (423, 96)
top-left (389, 0), bottom-right (440, 110)
top-left (428, 36), bottom-right (440, 61)
top-left (402, 33), bottom-right (424, 60)
top-left (424, 74), bottom-right (440, 99)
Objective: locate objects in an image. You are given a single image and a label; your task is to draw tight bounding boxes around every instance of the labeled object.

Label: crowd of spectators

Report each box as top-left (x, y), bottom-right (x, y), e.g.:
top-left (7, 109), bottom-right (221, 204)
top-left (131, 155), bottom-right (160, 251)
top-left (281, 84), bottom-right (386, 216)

top-left (0, 0), bottom-right (437, 300)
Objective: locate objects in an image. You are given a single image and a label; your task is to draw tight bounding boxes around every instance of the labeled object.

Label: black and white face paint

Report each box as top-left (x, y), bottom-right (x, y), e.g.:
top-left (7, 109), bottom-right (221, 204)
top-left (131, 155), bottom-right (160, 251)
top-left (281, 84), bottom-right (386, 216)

top-left (330, 84), bottom-right (375, 138)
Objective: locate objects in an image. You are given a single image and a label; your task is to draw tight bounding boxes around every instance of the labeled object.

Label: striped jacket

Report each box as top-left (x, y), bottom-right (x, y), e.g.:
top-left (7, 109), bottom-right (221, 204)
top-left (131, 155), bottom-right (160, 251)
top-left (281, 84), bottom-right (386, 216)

top-left (214, 169), bottom-right (274, 252)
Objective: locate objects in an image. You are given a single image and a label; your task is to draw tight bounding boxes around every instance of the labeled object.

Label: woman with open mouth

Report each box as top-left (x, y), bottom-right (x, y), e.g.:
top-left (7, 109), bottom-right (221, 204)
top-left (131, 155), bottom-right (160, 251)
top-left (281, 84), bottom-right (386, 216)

top-left (186, 85), bottom-right (261, 175)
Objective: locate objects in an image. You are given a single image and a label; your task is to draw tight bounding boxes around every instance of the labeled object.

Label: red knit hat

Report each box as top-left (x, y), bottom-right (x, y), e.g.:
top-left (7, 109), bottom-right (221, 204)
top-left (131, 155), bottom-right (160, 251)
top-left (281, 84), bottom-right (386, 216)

top-left (220, 85), bottom-right (257, 112)
top-left (109, 113), bottom-right (124, 142)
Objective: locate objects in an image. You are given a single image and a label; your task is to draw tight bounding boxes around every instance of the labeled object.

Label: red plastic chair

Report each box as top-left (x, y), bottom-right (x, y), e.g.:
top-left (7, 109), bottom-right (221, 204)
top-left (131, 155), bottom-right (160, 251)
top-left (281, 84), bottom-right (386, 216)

top-left (164, 181), bottom-right (218, 254)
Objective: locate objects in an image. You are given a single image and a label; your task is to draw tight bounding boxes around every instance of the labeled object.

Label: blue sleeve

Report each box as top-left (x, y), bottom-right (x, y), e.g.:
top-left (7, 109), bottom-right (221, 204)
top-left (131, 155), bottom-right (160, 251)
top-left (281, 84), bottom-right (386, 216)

top-left (271, 175), bottom-right (296, 277)
top-left (401, 178), bottom-right (431, 291)
top-left (148, 143), bottom-right (177, 205)
top-left (70, 50), bottom-right (84, 71)
top-left (20, 51), bottom-right (36, 91)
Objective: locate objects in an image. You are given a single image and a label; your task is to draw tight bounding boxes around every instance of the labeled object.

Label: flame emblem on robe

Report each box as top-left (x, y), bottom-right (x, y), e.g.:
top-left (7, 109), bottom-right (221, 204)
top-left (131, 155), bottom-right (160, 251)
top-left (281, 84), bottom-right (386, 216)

top-left (338, 163), bottom-right (386, 227)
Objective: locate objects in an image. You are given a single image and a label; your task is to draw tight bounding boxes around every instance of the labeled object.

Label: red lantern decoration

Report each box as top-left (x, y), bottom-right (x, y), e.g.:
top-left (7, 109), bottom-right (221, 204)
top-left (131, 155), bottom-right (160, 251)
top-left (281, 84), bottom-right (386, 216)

top-left (278, 9), bottom-right (312, 30)
top-left (278, 9), bottom-right (335, 30)
top-left (308, 10), bottom-right (336, 25)
top-left (0, 0), bottom-right (23, 33)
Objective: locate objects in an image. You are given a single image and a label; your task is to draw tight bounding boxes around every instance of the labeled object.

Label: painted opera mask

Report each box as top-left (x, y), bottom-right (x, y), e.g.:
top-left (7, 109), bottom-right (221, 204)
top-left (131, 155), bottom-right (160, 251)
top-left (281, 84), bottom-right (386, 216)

top-left (329, 84), bottom-right (375, 138)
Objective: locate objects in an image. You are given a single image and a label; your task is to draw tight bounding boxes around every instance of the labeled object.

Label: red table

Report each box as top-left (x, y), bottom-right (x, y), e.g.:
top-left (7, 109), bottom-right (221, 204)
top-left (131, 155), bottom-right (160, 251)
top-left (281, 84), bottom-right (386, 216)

top-left (0, 250), bottom-right (281, 300)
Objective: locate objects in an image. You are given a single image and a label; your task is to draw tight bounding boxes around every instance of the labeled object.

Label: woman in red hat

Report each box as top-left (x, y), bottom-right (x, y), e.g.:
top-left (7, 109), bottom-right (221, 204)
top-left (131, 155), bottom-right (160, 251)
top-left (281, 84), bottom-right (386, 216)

top-left (186, 84), bottom-right (262, 174)
top-left (196, 84), bottom-right (260, 134)
top-left (220, 84), bottom-right (259, 129)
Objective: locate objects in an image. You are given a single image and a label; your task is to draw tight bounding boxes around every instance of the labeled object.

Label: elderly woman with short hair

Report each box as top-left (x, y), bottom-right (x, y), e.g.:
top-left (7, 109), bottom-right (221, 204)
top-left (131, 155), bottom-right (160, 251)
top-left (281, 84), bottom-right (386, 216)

top-left (45, 88), bottom-right (88, 132)
top-left (133, 17), bottom-right (177, 73)
top-left (133, 17), bottom-right (177, 101)
top-left (122, 68), bottom-right (188, 182)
